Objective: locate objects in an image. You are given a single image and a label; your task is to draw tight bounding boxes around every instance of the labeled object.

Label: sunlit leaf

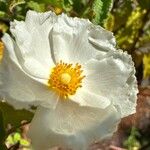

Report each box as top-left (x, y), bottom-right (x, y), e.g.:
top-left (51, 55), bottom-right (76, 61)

top-left (27, 1), bottom-right (45, 12)
top-left (6, 132), bottom-right (30, 147)
top-left (143, 54), bottom-right (150, 79)
top-left (124, 127), bottom-right (141, 150)
top-left (20, 138), bottom-right (30, 146)
top-left (62, 0), bottom-right (73, 12)
top-left (92, 0), bottom-right (113, 25)
top-left (112, 0), bottom-right (133, 31)
top-left (115, 7), bottom-right (147, 53)
top-left (13, 132), bottom-right (21, 143)
top-left (104, 13), bottom-right (114, 31)
top-left (0, 22), bottom-right (8, 34)
top-left (0, 11), bottom-right (6, 18)
top-left (33, 0), bottom-right (62, 6)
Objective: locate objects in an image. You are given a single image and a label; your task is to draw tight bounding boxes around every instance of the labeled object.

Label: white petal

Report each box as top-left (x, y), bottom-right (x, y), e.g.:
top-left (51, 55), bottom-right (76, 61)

top-left (40, 91), bottom-right (59, 109)
top-left (50, 13), bottom-right (115, 64)
top-left (2, 33), bottom-right (20, 67)
top-left (0, 55), bottom-right (58, 109)
top-left (29, 101), bottom-right (120, 150)
top-left (84, 50), bottom-right (138, 117)
top-left (9, 11), bottom-right (56, 78)
top-left (24, 57), bottom-right (52, 79)
top-left (88, 25), bottom-right (116, 52)
top-left (25, 10), bottom-right (56, 31)
top-left (2, 34), bottom-right (50, 80)
top-left (70, 89), bottom-right (110, 109)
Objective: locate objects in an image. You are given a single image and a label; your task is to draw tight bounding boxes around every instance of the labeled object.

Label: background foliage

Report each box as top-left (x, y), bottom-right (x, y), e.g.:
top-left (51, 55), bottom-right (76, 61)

top-left (0, 0), bottom-right (150, 149)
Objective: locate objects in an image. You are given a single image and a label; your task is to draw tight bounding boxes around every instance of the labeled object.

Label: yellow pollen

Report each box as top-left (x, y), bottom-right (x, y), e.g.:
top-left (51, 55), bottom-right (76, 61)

top-left (48, 61), bottom-right (85, 98)
top-left (60, 73), bottom-right (71, 84)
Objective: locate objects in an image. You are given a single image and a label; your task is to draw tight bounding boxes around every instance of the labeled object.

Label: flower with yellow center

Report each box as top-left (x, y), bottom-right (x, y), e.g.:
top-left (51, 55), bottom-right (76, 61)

top-left (1, 11), bottom-right (138, 150)
top-left (48, 61), bottom-right (85, 98)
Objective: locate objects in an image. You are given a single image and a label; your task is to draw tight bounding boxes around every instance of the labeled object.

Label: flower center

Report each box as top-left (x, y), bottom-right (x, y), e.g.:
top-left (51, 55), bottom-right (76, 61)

top-left (60, 73), bottom-right (71, 84)
top-left (48, 61), bottom-right (85, 98)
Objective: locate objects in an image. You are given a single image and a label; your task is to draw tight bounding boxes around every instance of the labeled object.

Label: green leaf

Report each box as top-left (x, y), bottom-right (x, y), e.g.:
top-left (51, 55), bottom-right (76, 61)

top-left (104, 13), bottom-right (114, 31)
top-left (0, 1), bottom-right (7, 12)
top-left (111, 0), bottom-right (133, 31)
top-left (9, 0), bottom-right (25, 13)
top-left (20, 138), bottom-right (30, 146)
top-left (33, 0), bottom-right (62, 6)
top-left (0, 22), bottom-right (8, 33)
top-left (27, 1), bottom-right (45, 12)
top-left (143, 54), bottom-right (150, 79)
top-left (62, 0), bottom-right (73, 12)
top-left (0, 11), bottom-right (6, 18)
top-left (6, 132), bottom-right (30, 147)
top-left (0, 102), bottom-right (33, 128)
top-left (92, 0), bottom-right (113, 25)
top-left (124, 127), bottom-right (141, 150)
top-left (115, 7), bottom-right (147, 53)
top-left (72, 0), bottom-right (84, 14)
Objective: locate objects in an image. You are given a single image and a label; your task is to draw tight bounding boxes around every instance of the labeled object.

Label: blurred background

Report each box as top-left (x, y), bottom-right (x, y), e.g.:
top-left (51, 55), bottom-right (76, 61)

top-left (0, 0), bottom-right (150, 150)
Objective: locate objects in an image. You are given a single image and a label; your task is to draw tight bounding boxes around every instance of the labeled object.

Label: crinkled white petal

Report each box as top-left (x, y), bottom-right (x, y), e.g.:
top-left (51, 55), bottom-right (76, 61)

top-left (84, 50), bottom-right (138, 117)
top-left (88, 25), bottom-right (116, 52)
top-left (9, 10), bottom-right (56, 79)
top-left (29, 101), bottom-right (120, 150)
top-left (2, 33), bottom-right (20, 67)
top-left (0, 54), bottom-right (58, 109)
top-left (2, 33), bottom-right (51, 81)
top-left (49, 13), bottom-right (116, 64)
top-left (70, 88), bottom-right (110, 109)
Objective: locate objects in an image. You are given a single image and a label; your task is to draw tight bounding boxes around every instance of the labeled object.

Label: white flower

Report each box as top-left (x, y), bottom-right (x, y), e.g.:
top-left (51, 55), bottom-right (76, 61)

top-left (1, 11), bottom-right (138, 150)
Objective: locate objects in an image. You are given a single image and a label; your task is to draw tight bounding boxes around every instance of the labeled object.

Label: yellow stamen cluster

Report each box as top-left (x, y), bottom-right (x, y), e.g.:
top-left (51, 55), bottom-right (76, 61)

top-left (48, 61), bottom-right (85, 98)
